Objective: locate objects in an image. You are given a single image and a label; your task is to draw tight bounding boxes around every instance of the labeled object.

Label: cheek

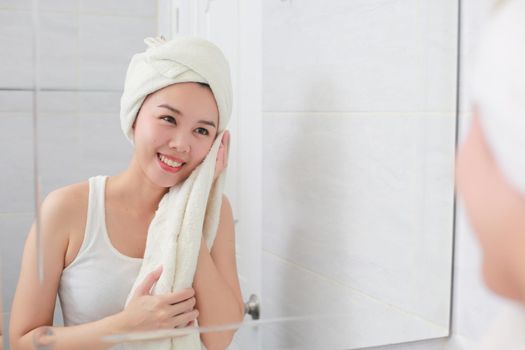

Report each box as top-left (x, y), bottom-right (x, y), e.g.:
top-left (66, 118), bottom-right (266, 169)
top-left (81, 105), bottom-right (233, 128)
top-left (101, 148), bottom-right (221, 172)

top-left (135, 123), bottom-right (164, 149)
top-left (191, 138), bottom-right (215, 164)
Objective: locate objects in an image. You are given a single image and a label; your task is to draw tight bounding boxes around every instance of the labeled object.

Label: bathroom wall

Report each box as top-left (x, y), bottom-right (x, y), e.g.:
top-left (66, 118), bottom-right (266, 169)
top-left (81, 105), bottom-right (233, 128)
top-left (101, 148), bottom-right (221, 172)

top-left (261, 0), bottom-right (458, 348)
top-left (0, 0), bottom-right (157, 332)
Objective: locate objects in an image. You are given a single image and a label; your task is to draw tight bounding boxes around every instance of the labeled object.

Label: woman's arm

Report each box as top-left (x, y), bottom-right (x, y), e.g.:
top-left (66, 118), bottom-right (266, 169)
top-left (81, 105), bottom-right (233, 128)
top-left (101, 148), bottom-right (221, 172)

top-left (194, 195), bottom-right (244, 350)
top-left (8, 188), bottom-right (126, 350)
top-left (9, 187), bottom-right (198, 350)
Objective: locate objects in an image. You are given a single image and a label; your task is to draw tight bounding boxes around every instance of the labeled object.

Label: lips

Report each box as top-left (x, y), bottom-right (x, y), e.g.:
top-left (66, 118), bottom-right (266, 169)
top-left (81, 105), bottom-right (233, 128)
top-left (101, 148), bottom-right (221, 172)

top-left (157, 153), bottom-right (186, 173)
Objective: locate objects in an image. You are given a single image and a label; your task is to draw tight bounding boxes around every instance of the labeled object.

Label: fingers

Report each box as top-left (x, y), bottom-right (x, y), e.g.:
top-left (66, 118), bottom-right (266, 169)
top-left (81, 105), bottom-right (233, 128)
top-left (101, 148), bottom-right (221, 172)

top-left (162, 288), bottom-right (195, 305)
top-left (135, 265), bottom-right (163, 296)
top-left (171, 309), bottom-right (200, 329)
top-left (167, 296), bottom-right (197, 317)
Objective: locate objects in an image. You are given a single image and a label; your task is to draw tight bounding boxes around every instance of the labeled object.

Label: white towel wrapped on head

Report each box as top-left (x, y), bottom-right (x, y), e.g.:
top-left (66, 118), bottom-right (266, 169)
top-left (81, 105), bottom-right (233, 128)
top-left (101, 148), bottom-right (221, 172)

top-left (120, 36), bottom-right (232, 142)
top-left (119, 36), bottom-right (233, 350)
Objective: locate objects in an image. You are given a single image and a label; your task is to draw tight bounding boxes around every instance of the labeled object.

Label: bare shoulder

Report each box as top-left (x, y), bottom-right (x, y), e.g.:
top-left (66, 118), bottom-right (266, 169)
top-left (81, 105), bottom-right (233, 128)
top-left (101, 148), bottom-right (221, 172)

top-left (41, 181), bottom-right (88, 218)
top-left (39, 181), bottom-right (89, 238)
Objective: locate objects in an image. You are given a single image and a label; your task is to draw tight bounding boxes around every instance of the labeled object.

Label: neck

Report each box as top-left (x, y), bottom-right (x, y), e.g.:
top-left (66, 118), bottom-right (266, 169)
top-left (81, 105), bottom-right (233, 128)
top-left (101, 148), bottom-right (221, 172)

top-left (108, 155), bottom-right (168, 214)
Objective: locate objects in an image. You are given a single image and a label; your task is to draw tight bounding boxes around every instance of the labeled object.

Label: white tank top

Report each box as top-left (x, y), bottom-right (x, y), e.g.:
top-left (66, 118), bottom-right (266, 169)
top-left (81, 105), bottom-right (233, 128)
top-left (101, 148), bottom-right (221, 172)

top-left (58, 175), bottom-right (143, 326)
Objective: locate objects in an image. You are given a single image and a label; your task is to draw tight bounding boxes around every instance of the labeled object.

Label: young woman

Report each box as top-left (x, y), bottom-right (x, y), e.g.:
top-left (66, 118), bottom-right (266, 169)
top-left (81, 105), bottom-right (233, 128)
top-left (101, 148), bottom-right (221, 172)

top-left (9, 37), bottom-right (244, 350)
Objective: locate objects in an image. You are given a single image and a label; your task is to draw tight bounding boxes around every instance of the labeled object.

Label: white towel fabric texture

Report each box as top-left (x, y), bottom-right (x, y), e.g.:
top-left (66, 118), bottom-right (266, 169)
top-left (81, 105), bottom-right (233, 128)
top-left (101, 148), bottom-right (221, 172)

top-left (472, 0), bottom-right (525, 195)
top-left (119, 36), bottom-right (233, 350)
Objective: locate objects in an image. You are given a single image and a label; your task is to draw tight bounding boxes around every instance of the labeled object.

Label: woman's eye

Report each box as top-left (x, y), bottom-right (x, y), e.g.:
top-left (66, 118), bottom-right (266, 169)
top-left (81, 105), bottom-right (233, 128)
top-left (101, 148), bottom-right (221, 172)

top-left (195, 127), bottom-right (209, 136)
top-left (161, 116), bottom-right (176, 124)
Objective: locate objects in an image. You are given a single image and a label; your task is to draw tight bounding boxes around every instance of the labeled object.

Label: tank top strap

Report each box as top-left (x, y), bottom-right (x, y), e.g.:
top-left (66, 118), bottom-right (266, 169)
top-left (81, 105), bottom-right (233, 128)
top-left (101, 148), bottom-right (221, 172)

top-left (77, 175), bottom-right (108, 256)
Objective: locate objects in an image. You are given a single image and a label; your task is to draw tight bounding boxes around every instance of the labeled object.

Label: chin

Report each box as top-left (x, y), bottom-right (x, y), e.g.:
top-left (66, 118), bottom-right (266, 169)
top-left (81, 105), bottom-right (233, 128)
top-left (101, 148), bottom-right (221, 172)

top-left (150, 177), bottom-right (174, 189)
top-left (143, 169), bottom-right (178, 189)
top-left (160, 175), bottom-right (187, 188)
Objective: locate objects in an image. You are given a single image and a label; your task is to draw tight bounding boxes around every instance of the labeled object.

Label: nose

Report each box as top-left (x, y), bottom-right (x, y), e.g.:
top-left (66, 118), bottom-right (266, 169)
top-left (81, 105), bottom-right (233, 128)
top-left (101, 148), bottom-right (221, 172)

top-left (168, 131), bottom-right (191, 153)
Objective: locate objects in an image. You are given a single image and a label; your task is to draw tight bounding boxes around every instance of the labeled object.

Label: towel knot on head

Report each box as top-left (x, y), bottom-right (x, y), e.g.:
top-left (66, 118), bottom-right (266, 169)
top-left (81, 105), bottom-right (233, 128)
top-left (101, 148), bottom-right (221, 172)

top-left (144, 36), bottom-right (167, 48)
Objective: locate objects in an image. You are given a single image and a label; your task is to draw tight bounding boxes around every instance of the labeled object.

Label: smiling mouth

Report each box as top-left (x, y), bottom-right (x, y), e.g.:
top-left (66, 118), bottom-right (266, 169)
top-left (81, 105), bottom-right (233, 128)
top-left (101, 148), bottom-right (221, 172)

top-left (157, 153), bottom-right (186, 168)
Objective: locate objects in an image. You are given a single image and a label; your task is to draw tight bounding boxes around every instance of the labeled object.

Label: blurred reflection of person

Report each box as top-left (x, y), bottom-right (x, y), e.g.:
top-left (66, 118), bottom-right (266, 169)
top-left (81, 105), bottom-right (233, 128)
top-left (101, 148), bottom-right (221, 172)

top-left (456, 0), bottom-right (525, 348)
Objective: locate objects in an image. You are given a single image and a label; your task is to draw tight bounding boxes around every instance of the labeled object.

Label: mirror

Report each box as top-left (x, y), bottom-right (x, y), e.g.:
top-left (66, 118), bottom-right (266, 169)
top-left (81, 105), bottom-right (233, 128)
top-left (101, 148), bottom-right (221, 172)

top-left (260, 0), bottom-right (457, 347)
top-left (0, 0), bottom-right (458, 348)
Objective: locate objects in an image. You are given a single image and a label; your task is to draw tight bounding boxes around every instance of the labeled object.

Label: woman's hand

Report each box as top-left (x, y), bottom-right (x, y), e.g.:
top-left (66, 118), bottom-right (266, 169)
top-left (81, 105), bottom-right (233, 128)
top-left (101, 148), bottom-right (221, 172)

top-left (118, 266), bottom-right (199, 332)
top-left (213, 130), bottom-right (230, 183)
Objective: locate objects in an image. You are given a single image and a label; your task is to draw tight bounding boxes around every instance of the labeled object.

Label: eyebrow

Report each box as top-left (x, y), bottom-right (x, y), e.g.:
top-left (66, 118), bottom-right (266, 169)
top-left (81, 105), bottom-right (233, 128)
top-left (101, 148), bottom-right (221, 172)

top-left (158, 104), bottom-right (217, 129)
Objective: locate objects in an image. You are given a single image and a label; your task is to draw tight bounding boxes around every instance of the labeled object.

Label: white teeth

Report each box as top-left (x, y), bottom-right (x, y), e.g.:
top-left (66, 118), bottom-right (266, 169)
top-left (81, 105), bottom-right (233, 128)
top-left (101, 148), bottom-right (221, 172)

top-left (159, 154), bottom-right (183, 168)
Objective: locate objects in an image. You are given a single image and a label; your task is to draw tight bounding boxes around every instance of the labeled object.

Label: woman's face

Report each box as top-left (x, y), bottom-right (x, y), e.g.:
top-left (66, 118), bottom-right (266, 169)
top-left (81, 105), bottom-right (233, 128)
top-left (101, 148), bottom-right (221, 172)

top-left (456, 110), bottom-right (525, 300)
top-left (132, 82), bottom-right (219, 188)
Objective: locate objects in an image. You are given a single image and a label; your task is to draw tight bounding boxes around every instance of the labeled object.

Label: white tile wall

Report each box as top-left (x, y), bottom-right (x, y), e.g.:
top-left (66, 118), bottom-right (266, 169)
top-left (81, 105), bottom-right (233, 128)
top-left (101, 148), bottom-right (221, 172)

top-left (39, 12), bottom-right (79, 89)
top-left (0, 0), bottom-right (31, 11)
top-left (263, 113), bottom-right (455, 330)
top-left (0, 10), bottom-right (33, 88)
top-left (261, 252), bottom-right (447, 349)
top-left (78, 91), bottom-right (121, 113)
top-left (263, 0), bottom-right (458, 114)
top-left (79, 0), bottom-right (156, 17)
top-left (0, 213), bottom-right (34, 313)
top-left (262, 0), bottom-right (458, 348)
top-left (0, 91), bottom-right (33, 112)
top-left (37, 113), bottom-right (82, 195)
top-left (0, 0), bottom-right (153, 17)
top-left (39, 91), bottom-right (79, 113)
top-left (0, 114), bottom-right (34, 213)
top-left (78, 15), bottom-right (156, 90)
top-left (77, 112), bottom-right (133, 179)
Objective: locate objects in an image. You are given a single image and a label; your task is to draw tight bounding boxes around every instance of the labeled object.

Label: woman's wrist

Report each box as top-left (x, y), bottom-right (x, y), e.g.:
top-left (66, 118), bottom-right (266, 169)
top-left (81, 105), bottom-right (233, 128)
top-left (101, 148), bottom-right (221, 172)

top-left (108, 311), bottom-right (130, 335)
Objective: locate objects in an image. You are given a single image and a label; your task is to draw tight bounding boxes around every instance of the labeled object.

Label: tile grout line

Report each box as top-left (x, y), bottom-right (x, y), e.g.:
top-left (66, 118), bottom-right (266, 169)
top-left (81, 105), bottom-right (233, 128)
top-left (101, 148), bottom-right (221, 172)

top-left (263, 111), bottom-right (459, 117)
top-left (262, 248), bottom-right (449, 333)
top-left (0, 212), bottom-right (34, 217)
top-left (0, 7), bottom-right (156, 19)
